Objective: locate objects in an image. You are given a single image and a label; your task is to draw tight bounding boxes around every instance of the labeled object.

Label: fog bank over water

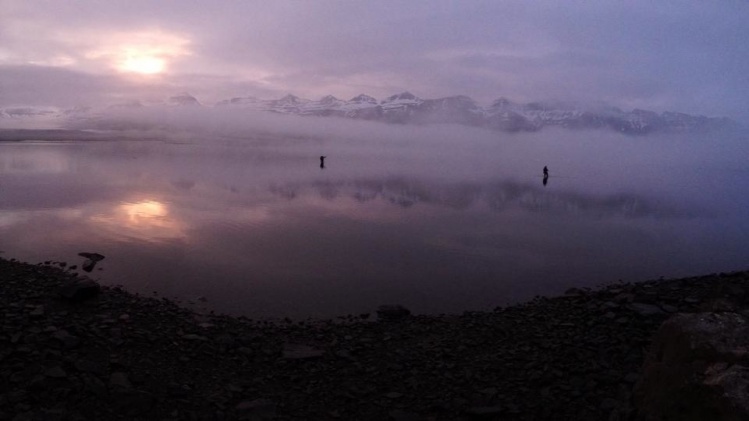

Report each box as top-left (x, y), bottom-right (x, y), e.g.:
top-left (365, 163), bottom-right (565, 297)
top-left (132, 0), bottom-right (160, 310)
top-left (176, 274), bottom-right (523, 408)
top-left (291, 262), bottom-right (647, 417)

top-left (72, 104), bottom-right (749, 195)
top-left (1, 107), bottom-right (748, 317)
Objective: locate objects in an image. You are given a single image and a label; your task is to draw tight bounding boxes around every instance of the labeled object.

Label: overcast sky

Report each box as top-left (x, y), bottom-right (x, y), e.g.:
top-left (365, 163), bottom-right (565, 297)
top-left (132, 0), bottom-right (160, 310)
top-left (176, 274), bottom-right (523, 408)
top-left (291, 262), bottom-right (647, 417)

top-left (1, 1), bottom-right (747, 122)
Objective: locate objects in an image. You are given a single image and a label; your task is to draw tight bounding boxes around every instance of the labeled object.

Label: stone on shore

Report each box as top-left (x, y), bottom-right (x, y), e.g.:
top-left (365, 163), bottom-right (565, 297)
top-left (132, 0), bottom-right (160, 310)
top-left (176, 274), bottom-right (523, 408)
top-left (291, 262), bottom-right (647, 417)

top-left (376, 304), bottom-right (411, 321)
top-left (282, 343), bottom-right (325, 360)
top-left (78, 252), bottom-right (105, 272)
top-left (235, 399), bottom-right (276, 420)
top-left (634, 312), bottom-right (749, 420)
top-left (57, 279), bottom-right (100, 302)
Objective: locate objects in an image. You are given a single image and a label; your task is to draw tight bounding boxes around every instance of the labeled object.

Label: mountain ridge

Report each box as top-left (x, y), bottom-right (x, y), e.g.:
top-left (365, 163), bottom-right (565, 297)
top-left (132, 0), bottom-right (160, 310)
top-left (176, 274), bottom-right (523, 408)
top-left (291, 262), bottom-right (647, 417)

top-left (215, 92), bottom-right (737, 135)
top-left (1, 92), bottom-right (739, 135)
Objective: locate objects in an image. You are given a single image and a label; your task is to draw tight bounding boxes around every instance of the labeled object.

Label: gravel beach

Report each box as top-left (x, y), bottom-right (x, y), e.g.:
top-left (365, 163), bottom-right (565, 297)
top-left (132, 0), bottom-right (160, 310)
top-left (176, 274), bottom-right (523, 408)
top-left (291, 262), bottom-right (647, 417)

top-left (1, 256), bottom-right (747, 420)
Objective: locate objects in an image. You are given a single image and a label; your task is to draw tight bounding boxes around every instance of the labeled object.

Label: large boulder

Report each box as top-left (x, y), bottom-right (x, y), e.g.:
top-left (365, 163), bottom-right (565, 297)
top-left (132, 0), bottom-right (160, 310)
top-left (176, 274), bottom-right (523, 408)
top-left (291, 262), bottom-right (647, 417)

top-left (57, 279), bottom-right (101, 302)
top-left (78, 252), bottom-right (105, 272)
top-left (634, 312), bottom-right (749, 420)
top-left (376, 304), bottom-right (411, 321)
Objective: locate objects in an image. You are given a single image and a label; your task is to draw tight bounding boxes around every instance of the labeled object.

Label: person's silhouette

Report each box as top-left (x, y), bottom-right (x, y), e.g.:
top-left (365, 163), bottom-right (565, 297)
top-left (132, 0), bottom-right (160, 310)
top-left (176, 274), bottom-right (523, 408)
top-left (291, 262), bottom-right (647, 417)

top-left (543, 166), bottom-right (549, 177)
top-left (320, 156), bottom-right (326, 169)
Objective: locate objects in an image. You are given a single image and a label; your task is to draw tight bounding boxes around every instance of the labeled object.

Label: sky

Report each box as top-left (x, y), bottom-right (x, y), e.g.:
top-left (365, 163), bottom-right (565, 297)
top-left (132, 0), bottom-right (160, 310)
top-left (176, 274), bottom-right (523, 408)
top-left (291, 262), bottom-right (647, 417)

top-left (1, 0), bottom-right (748, 122)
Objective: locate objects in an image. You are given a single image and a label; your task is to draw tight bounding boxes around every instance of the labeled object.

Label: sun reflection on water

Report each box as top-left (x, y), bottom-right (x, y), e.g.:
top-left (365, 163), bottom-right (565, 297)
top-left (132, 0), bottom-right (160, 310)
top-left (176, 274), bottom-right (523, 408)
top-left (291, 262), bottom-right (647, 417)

top-left (122, 200), bottom-right (168, 221)
top-left (91, 199), bottom-right (186, 242)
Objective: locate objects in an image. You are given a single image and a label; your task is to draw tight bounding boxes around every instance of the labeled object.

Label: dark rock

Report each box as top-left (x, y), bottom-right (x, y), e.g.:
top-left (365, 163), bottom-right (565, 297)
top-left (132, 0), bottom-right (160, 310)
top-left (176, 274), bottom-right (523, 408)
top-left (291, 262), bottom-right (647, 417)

top-left (235, 398), bottom-right (276, 420)
top-left (377, 305), bottom-right (412, 321)
top-left (78, 252), bottom-right (105, 274)
top-left (624, 372), bottom-right (640, 383)
top-left (2, 255), bottom-right (748, 421)
top-left (110, 390), bottom-right (156, 417)
top-left (57, 279), bottom-right (100, 302)
top-left (465, 406), bottom-right (503, 418)
top-left (78, 252), bottom-right (105, 261)
top-left (29, 306), bottom-right (45, 319)
top-left (660, 304), bottom-right (679, 313)
top-left (600, 398), bottom-right (620, 410)
top-left (701, 298), bottom-right (740, 313)
top-left (215, 333), bottom-right (236, 348)
top-left (51, 330), bottom-right (80, 349)
top-left (282, 343), bottom-right (324, 360)
top-left (389, 409), bottom-right (423, 420)
top-left (82, 374), bottom-right (108, 397)
top-left (634, 312), bottom-right (749, 420)
top-left (74, 359), bottom-right (107, 376)
top-left (564, 288), bottom-right (584, 297)
top-left (109, 372), bottom-right (132, 389)
top-left (167, 383), bottom-right (192, 398)
top-left (614, 293), bottom-right (636, 303)
top-left (628, 303), bottom-right (665, 316)
top-left (45, 366), bottom-right (67, 379)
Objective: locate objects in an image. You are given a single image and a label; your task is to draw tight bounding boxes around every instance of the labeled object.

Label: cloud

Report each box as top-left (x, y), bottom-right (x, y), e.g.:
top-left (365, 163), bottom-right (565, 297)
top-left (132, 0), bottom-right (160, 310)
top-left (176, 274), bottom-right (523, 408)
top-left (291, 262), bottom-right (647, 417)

top-left (1, 1), bottom-right (748, 122)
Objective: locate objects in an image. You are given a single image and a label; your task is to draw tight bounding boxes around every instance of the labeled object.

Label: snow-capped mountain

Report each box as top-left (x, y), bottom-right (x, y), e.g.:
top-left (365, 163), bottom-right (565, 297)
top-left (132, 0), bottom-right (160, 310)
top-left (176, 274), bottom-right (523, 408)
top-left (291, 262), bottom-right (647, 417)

top-left (0, 106), bottom-right (77, 129)
top-left (0, 106), bottom-right (59, 118)
top-left (167, 93), bottom-right (201, 107)
top-left (1, 92), bottom-right (738, 135)
top-left (213, 92), bottom-right (736, 134)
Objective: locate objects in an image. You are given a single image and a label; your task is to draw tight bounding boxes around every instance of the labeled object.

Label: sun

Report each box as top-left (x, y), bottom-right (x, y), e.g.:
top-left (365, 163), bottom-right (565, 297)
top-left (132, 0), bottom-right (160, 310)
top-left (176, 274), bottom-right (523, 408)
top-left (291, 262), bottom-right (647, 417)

top-left (120, 54), bottom-right (166, 75)
top-left (88, 30), bottom-right (191, 76)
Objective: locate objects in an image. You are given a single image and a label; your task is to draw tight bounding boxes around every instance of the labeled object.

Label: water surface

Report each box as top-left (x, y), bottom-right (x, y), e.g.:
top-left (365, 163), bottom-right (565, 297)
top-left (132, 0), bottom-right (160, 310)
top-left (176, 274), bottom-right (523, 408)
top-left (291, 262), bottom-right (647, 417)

top-left (1, 127), bottom-right (747, 318)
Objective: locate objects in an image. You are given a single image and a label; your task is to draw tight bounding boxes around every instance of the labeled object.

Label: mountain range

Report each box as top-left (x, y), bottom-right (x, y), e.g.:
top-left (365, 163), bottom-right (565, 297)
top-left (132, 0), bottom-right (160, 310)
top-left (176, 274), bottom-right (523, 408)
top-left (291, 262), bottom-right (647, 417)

top-left (0, 92), bottom-right (738, 135)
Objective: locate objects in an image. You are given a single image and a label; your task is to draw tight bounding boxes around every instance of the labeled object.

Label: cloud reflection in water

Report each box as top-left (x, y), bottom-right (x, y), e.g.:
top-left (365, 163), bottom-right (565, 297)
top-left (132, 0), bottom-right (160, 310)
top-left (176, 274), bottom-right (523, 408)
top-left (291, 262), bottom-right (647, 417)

top-left (0, 130), bottom-right (746, 318)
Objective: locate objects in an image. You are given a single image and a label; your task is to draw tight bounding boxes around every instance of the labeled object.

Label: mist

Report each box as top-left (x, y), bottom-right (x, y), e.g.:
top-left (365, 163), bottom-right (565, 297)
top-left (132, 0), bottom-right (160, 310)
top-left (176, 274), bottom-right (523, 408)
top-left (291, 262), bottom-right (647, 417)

top-left (64, 104), bottom-right (749, 200)
top-left (2, 104), bottom-right (749, 317)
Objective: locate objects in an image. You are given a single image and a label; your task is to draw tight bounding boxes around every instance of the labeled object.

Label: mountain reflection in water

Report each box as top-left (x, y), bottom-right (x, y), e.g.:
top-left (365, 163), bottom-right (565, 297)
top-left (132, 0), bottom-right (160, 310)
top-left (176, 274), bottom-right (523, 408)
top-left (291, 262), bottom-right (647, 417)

top-left (270, 178), bottom-right (697, 218)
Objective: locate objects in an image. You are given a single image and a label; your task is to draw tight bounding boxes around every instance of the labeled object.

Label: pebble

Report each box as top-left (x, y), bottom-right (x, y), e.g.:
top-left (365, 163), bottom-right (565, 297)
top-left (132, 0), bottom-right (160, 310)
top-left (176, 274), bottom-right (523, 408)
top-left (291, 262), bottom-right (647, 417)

top-left (51, 330), bottom-right (80, 349)
top-left (109, 372), bottom-right (132, 389)
top-left (235, 399), bottom-right (276, 419)
top-left (45, 366), bottom-right (67, 378)
top-left (465, 406), bottom-right (503, 417)
top-left (629, 303), bottom-right (665, 316)
top-left (624, 372), bottom-right (640, 383)
top-left (282, 343), bottom-right (325, 360)
top-left (600, 397), bottom-right (620, 410)
top-left (29, 306), bottom-right (45, 319)
top-left (377, 305), bottom-right (412, 321)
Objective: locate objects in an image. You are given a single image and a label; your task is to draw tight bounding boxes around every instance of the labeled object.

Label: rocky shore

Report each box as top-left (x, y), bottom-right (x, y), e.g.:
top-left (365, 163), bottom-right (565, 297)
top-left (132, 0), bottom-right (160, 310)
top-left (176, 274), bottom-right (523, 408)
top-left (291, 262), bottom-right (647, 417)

top-left (1, 256), bottom-right (747, 420)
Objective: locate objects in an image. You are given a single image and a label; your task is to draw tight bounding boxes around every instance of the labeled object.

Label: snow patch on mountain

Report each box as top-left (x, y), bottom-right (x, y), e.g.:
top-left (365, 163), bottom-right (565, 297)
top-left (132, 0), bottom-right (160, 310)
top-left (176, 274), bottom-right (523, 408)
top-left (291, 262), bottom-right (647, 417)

top-left (1, 91), bottom-right (738, 135)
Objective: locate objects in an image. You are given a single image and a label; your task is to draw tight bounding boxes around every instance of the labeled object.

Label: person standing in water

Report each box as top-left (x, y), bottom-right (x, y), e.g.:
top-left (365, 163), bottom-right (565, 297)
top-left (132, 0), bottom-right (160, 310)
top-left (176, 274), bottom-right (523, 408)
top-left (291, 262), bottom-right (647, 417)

top-left (320, 156), bottom-right (326, 169)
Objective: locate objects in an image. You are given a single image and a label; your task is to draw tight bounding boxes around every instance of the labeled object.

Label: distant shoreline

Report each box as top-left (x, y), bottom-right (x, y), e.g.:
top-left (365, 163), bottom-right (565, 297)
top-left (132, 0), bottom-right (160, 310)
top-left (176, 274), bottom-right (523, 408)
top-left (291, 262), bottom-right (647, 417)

top-left (0, 129), bottom-right (107, 142)
top-left (0, 128), bottom-right (168, 143)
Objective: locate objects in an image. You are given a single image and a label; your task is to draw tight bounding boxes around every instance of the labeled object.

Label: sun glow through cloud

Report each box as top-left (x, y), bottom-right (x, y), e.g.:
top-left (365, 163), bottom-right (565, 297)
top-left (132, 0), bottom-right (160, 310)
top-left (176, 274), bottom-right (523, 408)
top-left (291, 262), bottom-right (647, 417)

top-left (120, 54), bottom-right (166, 75)
top-left (81, 30), bottom-right (190, 76)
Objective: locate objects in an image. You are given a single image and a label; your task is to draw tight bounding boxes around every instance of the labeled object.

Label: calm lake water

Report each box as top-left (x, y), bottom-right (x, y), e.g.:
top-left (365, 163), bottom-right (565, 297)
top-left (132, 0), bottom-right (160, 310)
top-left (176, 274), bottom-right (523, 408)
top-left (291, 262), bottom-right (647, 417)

top-left (1, 126), bottom-right (748, 318)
